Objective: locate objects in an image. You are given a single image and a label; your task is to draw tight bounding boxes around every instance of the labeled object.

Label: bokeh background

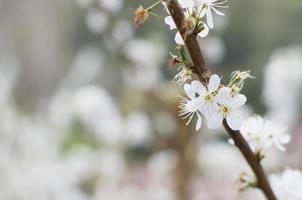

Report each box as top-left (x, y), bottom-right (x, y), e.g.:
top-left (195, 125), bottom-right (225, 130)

top-left (0, 0), bottom-right (302, 199)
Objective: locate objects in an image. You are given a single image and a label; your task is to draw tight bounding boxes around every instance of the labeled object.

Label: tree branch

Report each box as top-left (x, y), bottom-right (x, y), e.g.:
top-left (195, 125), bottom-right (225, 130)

top-left (164, 0), bottom-right (210, 83)
top-left (163, 0), bottom-right (277, 200)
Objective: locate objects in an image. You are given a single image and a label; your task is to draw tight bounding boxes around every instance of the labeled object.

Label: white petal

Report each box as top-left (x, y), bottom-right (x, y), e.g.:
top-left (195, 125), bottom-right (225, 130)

top-left (175, 32), bottom-right (185, 45)
top-left (274, 140), bottom-right (286, 152)
top-left (197, 23), bottom-right (209, 38)
top-left (231, 94), bottom-right (247, 109)
top-left (207, 112), bottom-right (223, 129)
top-left (198, 7), bottom-right (207, 18)
top-left (184, 83), bottom-right (195, 99)
top-left (196, 112), bottom-right (202, 130)
top-left (212, 7), bottom-right (225, 16)
top-left (191, 80), bottom-right (206, 94)
top-left (208, 74), bottom-right (220, 92)
top-left (206, 8), bottom-right (214, 29)
top-left (226, 115), bottom-right (242, 130)
top-left (164, 16), bottom-right (176, 30)
top-left (178, 0), bottom-right (194, 8)
top-left (228, 138), bottom-right (235, 145)
top-left (279, 134), bottom-right (291, 143)
top-left (215, 87), bottom-right (231, 105)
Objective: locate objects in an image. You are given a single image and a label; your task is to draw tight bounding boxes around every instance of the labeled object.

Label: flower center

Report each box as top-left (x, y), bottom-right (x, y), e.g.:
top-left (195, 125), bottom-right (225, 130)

top-left (220, 104), bottom-right (231, 117)
top-left (203, 93), bottom-right (213, 104)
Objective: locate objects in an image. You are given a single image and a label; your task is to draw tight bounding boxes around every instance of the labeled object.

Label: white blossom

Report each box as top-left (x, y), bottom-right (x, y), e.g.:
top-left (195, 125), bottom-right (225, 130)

top-left (97, 0), bottom-right (123, 14)
top-left (263, 47), bottom-right (302, 128)
top-left (180, 74), bottom-right (247, 131)
top-left (85, 9), bottom-right (108, 34)
top-left (198, 0), bottom-right (228, 28)
top-left (239, 116), bottom-right (291, 152)
top-left (196, 74), bottom-right (221, 119)
top-left (263, 120), bottom-right (291, 151)
top-left (270, 169), bottom-right (302, 200)
top-left (208, 87), bottom-right (247, 130)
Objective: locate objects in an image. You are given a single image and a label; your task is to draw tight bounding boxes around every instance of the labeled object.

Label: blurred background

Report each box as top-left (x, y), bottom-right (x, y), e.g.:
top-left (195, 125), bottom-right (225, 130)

top-left (0, 0), bottom-right (302, 199)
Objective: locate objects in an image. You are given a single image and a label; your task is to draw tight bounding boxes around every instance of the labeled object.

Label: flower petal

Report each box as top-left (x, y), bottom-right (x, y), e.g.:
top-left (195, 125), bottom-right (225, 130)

top-left (197, 23), bottom-right (209, 38)
top-left (208, 74), bottom-right (220, 92)
top-left (199, 7), bottom-right (207, 18)
top-left (206, 8), bottom-right (214, 29)
top-left (212, 7), bottom-right (225, 16)
top-left (226, 115), bottom-right (242, 130)
top-left (191, 80), bottom-right (206, 94)
top-left (279, 134), bottom-right (291, 144)
top-left (215, 87), bottom-right (231, 105)
top-left (178, 0), bottom-right (194, 9)
top-left (175, 32), bottom-right (185, 45)
top-left (196, 112), bottom-right (202, 130)
top-left (273, 140), bottom-right (286, 152)
top-left (231, 94), bottom-right (247, 109)
top-left (207, 112), bottom-right (223, 129)
top-left (184, 83), bottom-right (195, 99)
top-left (164, 16), bottom-right (176, 30)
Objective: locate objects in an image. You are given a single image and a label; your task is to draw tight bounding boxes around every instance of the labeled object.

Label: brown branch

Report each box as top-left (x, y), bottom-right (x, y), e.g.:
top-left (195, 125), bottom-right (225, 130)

top-left (163, 0), bottom-right (277, 200)
top-left (223, 120), bottom-right (277, 199)
top-left (164, 0), bottom-right (210, 83)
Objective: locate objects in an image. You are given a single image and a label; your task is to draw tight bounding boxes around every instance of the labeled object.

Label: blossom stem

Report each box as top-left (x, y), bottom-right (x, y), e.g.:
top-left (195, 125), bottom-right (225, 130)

top-left (163, 1), bottom-right (277, 200)
top-left (146, 0), bottom-right (163, 11)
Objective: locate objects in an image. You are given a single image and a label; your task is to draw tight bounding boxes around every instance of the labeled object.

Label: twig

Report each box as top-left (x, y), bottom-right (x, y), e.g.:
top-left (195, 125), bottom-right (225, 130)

top-left (163, 0), bottom-right (277, 200)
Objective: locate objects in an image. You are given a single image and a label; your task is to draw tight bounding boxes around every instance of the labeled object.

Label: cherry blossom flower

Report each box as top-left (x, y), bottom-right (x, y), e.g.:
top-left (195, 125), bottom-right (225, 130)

top-left (196, 74), bottom-right (221, 119)
top-left (199, 0), bottom-right (228, 28)
top-left (239, 116), bottom-right (291, 152)
top-left (238, 115), bottom-right (268, 152)
top-left (179, 75), bottom-right (221, 130)
top-left (270, 169), bottom-right (302, 200)
top-left (263, 120), bottom-right (291, 151)
top-left (208, 87), bottom-right (247, 130)
top-left (179, 81), bottom-right (205, 130)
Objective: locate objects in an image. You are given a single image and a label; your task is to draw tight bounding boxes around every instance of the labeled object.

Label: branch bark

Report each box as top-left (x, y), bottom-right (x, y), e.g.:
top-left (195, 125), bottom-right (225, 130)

top-left (164, 0), bottom-right (210, 83)
top-left (163, 0), bottom-right (277, 200)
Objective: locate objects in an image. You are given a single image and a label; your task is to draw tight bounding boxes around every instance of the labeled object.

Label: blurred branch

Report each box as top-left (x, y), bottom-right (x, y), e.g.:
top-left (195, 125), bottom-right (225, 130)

top-left (147, 91), bottom-right (194, 200)
top-left (163, 0), bottom-right (277, 200)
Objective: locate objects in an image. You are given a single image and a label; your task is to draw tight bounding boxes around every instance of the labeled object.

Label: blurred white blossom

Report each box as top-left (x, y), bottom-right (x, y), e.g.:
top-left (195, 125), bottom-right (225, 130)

top-left (197, 142), bottom-right (248, 179)
top-left (67, 46), bottom-right (104, 86)
top-left (97, 0), bottom-right (123, 14)
top-left (85, 9), bottom-right (108, 34)
top-left (263, 47), bottom-right (302, 128)
top-left (238, 116), bottom-right (291, 152)
top-left (270, 168), bottom-right (302, 200)
top-left (112, 20), bottom-right (134, 43)
top-left (72, 85), bottom-right (123, 145)
top-left (124, 111), bottom-right (152, 146)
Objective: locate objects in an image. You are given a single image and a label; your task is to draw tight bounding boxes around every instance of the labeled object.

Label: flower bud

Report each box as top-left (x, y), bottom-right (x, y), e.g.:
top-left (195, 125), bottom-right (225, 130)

top-left (168, 53), bottom-right (179, 68)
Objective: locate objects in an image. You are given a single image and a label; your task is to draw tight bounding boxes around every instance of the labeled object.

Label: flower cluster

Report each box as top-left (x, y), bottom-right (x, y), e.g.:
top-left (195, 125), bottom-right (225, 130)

top-left (270, 169), bottom-right (302, 200)
top-left (164, 0), bottom-right (228, 45)
top-left (179, 74), bottom-right (247, 131)
top-left (237, 116), bottom-right (291, 153)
